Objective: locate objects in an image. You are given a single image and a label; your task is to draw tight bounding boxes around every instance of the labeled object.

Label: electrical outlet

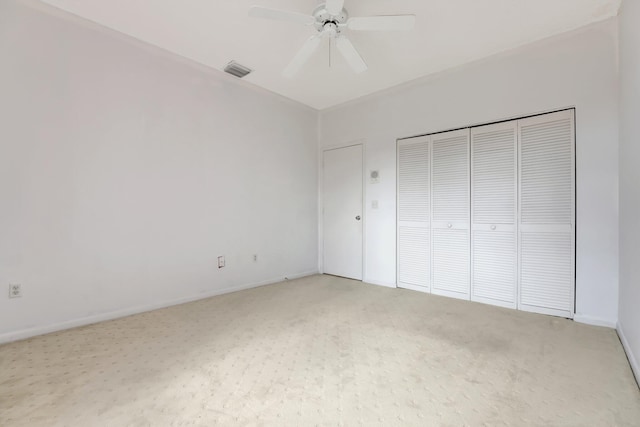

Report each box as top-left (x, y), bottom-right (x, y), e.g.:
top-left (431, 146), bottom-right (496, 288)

top-left (217, 256), bottom-right (225, 268)
top-left (8, 284), bottom-right (22, 299)
top-left (253, 254), bottom-right (258, 262)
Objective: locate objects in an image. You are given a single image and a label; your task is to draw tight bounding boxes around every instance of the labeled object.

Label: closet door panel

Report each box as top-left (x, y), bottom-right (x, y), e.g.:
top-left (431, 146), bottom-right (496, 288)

top-left (471, 122), bottom-right (518, 308)
top-left (432, 132), bottom-right (469, 225)
top-left (472, 230), bottom-right (517, 305)
top-left (431, 129), bottom-right (470, 299)
top-left (397, 137), bottom-right (430, 291)
top-left (398, 227), bottom-right (430, 289)
top-left (518, 110), bottom-right (575, 318)
top-left (520, 231), bottom-right (573, 311)
top-left (432, 228), bottom-right (469, 296)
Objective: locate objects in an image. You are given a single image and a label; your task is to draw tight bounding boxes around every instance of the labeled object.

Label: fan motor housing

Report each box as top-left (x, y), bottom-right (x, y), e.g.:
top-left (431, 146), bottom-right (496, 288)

top-left (313, 5), bottom-right (348, 33)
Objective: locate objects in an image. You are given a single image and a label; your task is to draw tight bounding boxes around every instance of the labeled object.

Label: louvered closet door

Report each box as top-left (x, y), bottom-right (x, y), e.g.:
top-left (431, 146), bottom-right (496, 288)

top-left (397, 137), bottom-right (430, 291)
top-left (471, 122), bottom-right (518, 309)
top-left (431, 129), bottom-right (470, 300)
top-left (518, 110), bottom-right (575, 318)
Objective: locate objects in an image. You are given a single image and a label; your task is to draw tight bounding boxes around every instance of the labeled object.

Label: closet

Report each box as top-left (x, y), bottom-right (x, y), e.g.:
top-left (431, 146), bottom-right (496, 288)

top-left (397, 110), bottom-right (575, 318)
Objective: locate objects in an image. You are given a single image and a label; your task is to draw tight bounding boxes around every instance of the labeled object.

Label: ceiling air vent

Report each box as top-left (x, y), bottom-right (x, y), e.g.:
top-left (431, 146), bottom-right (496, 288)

top-left (224, 61), bottom-right (252, 78)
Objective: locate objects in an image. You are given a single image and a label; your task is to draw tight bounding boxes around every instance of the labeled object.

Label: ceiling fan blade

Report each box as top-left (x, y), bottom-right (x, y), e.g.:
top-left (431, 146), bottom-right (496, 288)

top-left (283, 36), bottom-right (322, 78)
top-left (249, 6), bottom-right (315, 25)
top-left (335, 36), bottom-right (367, 74)
top-left (348, 15), bottom-right (416, 31)
top-left (325, 0), bottom-right (345, 16)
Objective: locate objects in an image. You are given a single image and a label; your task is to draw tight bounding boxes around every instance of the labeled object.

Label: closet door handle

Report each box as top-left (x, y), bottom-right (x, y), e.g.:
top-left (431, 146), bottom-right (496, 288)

top-left (355, 216), bottom-right (361, 221)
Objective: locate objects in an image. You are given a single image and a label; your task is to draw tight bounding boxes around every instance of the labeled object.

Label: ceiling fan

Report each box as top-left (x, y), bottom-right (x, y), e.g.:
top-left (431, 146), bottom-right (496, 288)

top-left (249, 0), bottom-right (416, 77)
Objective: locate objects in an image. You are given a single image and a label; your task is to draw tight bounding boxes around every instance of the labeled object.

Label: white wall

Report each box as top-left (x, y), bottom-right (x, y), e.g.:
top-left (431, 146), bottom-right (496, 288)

top-left (618, 0), bottom-right (640, 381)
top-left (0, 0), bottom-right (318, 342)
top-left (319, 19), bottom-right (620, 326)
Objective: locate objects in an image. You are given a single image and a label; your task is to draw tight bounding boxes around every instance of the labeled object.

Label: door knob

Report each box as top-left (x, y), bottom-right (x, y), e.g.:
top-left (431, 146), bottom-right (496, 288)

top-left (355, 215), bottom-right (361, 221)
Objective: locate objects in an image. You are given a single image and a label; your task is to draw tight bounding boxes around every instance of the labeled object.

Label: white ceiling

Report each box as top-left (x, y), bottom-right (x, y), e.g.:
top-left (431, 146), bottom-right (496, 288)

top-left (39, 0), bottom-right (621, 110)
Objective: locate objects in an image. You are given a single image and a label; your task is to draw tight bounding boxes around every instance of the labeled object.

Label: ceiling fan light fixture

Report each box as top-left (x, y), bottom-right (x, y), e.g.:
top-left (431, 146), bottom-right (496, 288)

top-left (249, 0), bottom-right (416, 77)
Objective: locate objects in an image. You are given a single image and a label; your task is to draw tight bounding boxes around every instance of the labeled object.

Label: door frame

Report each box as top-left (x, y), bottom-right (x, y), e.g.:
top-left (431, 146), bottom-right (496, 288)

top-left (319, 140), bottom-right (366, 281)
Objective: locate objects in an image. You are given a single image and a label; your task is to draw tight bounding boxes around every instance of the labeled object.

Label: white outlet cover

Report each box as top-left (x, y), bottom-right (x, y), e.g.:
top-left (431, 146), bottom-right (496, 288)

top-left (9, 284), bottom-right (22, 298)
top-left (372, 200), bottom-right (379, 209)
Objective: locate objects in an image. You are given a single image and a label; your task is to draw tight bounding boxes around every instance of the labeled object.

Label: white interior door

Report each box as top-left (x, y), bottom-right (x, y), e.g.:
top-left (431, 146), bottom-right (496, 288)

top-left (471, 121), bottom-right (518, 308)
top-left (431, 129), bottom-right (471, 300)
top-left (397, 137), bottom-right (431, 291)
top-left (518, 110), bottom-right (575, 318)
top-left (323, 144), bottom-right (363, 280)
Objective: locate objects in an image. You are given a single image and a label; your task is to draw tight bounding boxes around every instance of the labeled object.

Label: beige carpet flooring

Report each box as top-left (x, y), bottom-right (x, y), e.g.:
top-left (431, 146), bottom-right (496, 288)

top-left (1, 274), bottom-right (639, 426)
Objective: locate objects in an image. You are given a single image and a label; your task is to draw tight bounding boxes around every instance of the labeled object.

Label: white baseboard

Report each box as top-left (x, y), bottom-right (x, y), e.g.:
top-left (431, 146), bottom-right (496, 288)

top-left (617, 321), bottom-right (640, 386)
top-left (573, 314), bottom-right (617, 328)
top-left (0, 270), bottom-right (318, 345)
top-left (281, 271), bottom-right (319, 281)
top-left (363, 279), bottom-right (397, 288)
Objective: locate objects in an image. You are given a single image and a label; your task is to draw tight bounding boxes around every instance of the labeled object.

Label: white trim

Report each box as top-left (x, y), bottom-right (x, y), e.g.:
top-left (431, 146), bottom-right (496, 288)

top-left (617, 321), bottom-right (640, 386)
top-left (322, 139), bottom-right (366, 152)
top-left (361, 143), bottom-right (367, 283)
top-left (0, 271), bottom-right (318, 345)
top-left (573, 314), bottom-right (617, 328)
top-left (364, 279), bottom-right (397, 289)
top-left (396, 107), bottom-right (576, 148)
